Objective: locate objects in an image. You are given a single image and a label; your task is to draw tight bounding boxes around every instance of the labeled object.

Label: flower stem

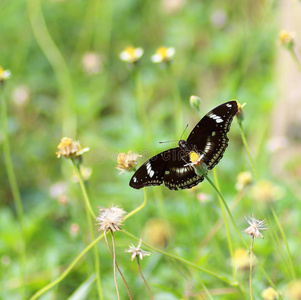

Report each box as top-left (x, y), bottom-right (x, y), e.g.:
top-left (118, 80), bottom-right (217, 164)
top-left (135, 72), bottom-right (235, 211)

top-left (289, 48), bottom-right (301, 72)
top-left (72, 160), bottom-right (96, 219)
top-left (122, 230), bottom-right (234, 286)
top-left (124, 188), bottom-right (148, 220)
top-left (213, 169), bottom-right (237, 282)
top-left (237, 122), bottom-right (260, 181)
top-left (271, 207), bottom-right (296, 279)
top-left (136, 257), bottom-right (153, 300)
top-left (0, 88), bottom-right (26, 299)
top-left (249, 236), bottom-right (254, 300)
top-left (27, 0), bottom-right (76, 137)
top-left (204, 173), bottom-right (247, 247)
top-left (107, 232), bottom-right (120, 300)
top-left (71, 159), bottom-right (103, 299)
top-left (104, 232), bottom-right (133, 299)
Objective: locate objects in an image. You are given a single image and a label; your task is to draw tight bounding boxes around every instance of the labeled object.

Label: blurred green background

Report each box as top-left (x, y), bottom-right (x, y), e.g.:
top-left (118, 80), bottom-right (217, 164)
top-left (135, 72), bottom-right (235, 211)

top-left (1, 0), bottom-right (300, 299)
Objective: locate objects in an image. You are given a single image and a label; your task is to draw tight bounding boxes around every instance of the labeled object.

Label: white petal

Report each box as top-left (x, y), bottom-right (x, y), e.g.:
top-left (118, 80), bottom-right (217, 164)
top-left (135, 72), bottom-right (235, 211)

top-left (167, 48), bottom-right (175, 57)
top-left (151, 54), bottom-right (162, 63)
top-left (134, 48), bottom-right (144, 59)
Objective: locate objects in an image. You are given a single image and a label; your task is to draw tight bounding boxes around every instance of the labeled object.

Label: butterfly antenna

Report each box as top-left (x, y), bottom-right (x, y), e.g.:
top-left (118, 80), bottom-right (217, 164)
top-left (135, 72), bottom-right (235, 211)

top-left (159, 140), bottom-right (178, 144)
top-left (180, 124), bottom-right (189, 140)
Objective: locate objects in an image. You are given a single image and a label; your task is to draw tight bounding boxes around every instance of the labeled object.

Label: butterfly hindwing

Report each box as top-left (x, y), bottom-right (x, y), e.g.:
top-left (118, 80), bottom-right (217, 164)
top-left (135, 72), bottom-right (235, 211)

top-left (130, 148), bottom-right (203, 190)
top-left (187, 100), bottom-right (238, 169)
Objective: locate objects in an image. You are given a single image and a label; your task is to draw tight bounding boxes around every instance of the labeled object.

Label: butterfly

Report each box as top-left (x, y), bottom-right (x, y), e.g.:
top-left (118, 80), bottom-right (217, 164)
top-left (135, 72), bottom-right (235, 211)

top-left (129, 101), bottom-right (238, 191)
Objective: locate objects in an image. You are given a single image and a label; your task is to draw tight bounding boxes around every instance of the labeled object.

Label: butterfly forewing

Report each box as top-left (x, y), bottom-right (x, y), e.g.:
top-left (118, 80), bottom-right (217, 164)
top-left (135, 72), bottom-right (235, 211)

top-left (187, 100), bottom-right (238, 169)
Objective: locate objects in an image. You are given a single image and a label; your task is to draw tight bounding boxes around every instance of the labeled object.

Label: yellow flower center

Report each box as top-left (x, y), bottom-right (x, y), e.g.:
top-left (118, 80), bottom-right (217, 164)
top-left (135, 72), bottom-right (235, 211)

top-left (125, 46), bottom-right (136, 58)
top-left (189, 151), bottom-right (201, 163)
top-left (279, 30), bottom-right (294, 44)
top-left (157, 47), bottom-right (168, 58)
top-left (0, 67), bottom-right (3, 77)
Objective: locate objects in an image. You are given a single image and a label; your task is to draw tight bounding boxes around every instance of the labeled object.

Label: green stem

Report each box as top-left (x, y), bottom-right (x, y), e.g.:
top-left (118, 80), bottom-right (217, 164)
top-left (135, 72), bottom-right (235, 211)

top-left (136, 257), bottom-right (153, 300)
top-left (71, 160), bottom-right (103, 299)
top-left (27, 0), bottom-right (76, 137)
top-left (204, 174), bottom-right (247, 247)
top-left (72, 160), bottom-right (96, 219)
top-left (250, 237), bottom-right (254, 300)
top-left (289, 48), bottom-right (301, 72)
top-left (213, 169), bottom-right (237, 281)
top-left (237, 122), bottom-right (260, 181)
top-left (271, 207), bottom-right (295, 279)
top-left (122, 230), bottom-right (234, 286)
top-left (124, 188), bottom-right (148, 220)
top-left (29, 232), bottom-right (105, 300)
top-left (0, 88), bottom-right (26, 299)
top-left (29, 188), bottom-right (148, 299)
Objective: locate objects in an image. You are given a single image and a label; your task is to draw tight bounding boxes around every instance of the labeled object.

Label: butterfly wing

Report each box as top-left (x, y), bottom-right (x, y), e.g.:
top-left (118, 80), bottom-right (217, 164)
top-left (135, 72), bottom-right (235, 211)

top-left (187, 100), bottom-right (238, 169)
top-left (129, 148), bottom-right (203, 191)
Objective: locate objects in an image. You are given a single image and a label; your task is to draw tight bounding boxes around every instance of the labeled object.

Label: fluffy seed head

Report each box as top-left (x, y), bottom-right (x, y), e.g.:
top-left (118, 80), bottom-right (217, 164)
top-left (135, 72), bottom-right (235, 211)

top-left (125, 239), bottom-right (151, 261)
top-left (243, 214), bottom-right (268, 239)
top-left (96, 206), bottom-right (126, 232)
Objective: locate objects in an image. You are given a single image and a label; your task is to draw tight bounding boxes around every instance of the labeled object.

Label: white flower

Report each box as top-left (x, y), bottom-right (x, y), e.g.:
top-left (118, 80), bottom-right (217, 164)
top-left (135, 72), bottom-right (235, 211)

top-left (82, 52), bottom-right (103, 74)
top-left (125, 239), bottom-right (151, 261)
top-left (151, 47), bottom-right (175, 63)
top-left (96, 206), bottom-right (126, 232)
top-left (0, 67), bottom-right (11, 83)
top-left (243, 214), bottom-right (268, 239)
top-left (119, 46), bottom-right (144, 64)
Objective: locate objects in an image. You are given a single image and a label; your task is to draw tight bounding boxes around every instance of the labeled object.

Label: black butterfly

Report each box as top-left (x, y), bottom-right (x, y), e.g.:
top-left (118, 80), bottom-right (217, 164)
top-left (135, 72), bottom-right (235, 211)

top-left (130, 101), bottom-right (238, 191)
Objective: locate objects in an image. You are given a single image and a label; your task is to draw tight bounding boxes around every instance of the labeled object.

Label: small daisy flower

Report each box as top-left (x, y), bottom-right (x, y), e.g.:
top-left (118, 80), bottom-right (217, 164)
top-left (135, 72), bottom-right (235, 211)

top-left (286, 280), bottom-right (301, 300)
top-left (13, 85), bottom-right (30, 106)
top-left (261, 287), bottom-right (279, 300)
top-left (151, 46), bottom-right (175, 64)
top-left (190, 95), bottom-right (201, 111)
top-left (56, 137), bottom-right (89, 159)
top-left (82, 52), bottom-right (103, 74)
top-left (0, 67), bottom-right (11, 85)
top-left (125, 239), bottom-right (151, 261)
top-left (235, 171), bottom-right (252, 191)
top-left (96, 205), bottom-right (126, 233)
top-left (279, 30), bottom-right (295, 49)
top-left (251, 180), bottom-right (284, 204)
top-left (232, 248), bottom-right (251, 271)
top-left (116, 151), bottom-right (141, 174)
top-left (119, 46), bottom-right (144, 64)
top-left (144, 218), bottom-right (171, 248)
top-left (243, 214), bottom-right (268, 239)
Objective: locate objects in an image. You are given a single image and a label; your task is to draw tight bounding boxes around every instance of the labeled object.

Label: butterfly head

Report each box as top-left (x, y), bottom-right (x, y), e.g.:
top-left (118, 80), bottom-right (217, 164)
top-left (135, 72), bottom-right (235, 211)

top-left (178, 140), bottom-right (189, 152)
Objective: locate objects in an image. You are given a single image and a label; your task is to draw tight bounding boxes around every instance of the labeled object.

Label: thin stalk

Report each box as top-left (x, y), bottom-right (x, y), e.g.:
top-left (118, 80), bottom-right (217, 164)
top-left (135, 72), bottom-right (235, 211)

top-left (124, 188), bottom-right (148, 220)
top-left (271, 207), bottom-right (295, 279)
top-left (122, 230), bottom-right (235, 286)
top-left (29, 232), bottom-right (105, 300)
top-left (27, 0), bottom-right (76, 137)
top-left (72, 160), bottom-right (96, 219)
top-left (213, 169), bottom-right (237, 281)
top-left (108, 232), bottom-right (120, 300)
top-left (237, 122), bottom-right (260, 181)
top-left (204, 174), bottom-right (247, 247)
top-left (0, 88), bottom-right (26, 299)
top-left (71, 159), bottom-right (102, 299)
top-left (136, 257), bottom-right (153, 300)
top-left (289, 48), bottom-right (301, 72)
top-left (104, 232), bottom-right (133, 299)
top-left (249, 237), bottom-right (254, 300)
top-left (199, 280), bottom-right (214, 300)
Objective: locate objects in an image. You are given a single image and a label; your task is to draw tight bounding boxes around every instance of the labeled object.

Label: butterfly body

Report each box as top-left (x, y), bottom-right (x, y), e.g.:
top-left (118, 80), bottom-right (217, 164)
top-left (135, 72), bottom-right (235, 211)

top-left (130, 101), bottom-right (238, 191)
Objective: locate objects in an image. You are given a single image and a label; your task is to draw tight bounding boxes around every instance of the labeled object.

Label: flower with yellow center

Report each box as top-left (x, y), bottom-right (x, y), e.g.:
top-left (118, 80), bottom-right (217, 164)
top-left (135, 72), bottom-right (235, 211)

top-left (151, 46), bottom-right (175, 63)
top-left (0, 66), bottom-right (11, 84)
top-left (251, 180), bottom-right (284, 204)
top-left (119, 46), bottom-right (144, 64)
top-left (185, 151), bottom-right (207, 177)
top-left (261, 287), bottom-right (278, 300)
top-left (279, 30), bottom-right (295, 49)
top-left (116, 151), bottom-right (141, 174)
top-left (56, 137), bottom-right (89, 159)
top-left (235, 171), bottom-right (252, 191)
